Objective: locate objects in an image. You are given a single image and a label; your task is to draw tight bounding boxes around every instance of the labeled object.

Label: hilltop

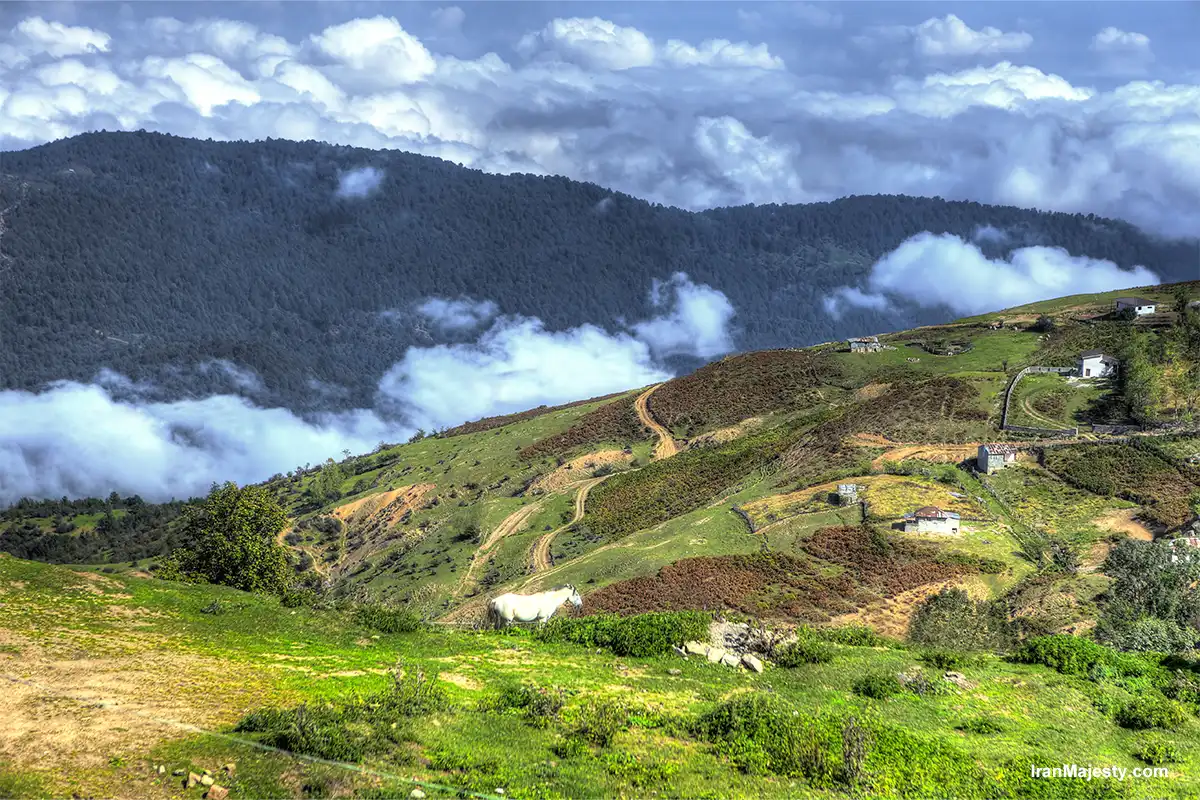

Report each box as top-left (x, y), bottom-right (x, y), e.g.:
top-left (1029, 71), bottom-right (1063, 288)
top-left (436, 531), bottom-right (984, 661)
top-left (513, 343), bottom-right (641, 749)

top-left (2, 131), bottom-right (1197, 410)
top-left (3, 281), bottom-right (1200, 798)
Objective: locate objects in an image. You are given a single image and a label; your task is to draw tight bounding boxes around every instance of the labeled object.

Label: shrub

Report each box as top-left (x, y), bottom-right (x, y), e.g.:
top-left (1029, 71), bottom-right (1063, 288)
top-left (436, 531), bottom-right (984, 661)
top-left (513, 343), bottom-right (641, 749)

top-left (775, 635), bottom-right (834, 667)
top-left (853, 673), bottom-right (903, 700)
top-left (355, 603), bottom-right (423, 634)
top-left (1134, 739), bottom-right (1181, 766)
top-left (603, 751), bottom-right (678, 789)
top-left (957, 716), bottom-right (1004, 735)
top-left (900, 670), bottom-right (949, 698)
top-left (908, 588), bottom-right (1015, 652)
top-left (815, 625), bottom-right (897, 648)
top-left (536, 611), bottom-right (709, 657)
top-left (693, 694), bottom-right (838, 784)
top-left (572, 698), bottom-right (628, 748)
top-left (919, 650), bottom-right (973, 671)
top-left (280, 586), bottom-right (317, 608)
top-left (1013, 635), bottom-right (1154, 679)
top-left (550, 734), bottom-right (589, 760)
top-left (199, 600), bottom-right (226, 615)
top-left (484, 683), bottom-right (566, 728)
top-left (1114, 696), bottom-right (1187, 730)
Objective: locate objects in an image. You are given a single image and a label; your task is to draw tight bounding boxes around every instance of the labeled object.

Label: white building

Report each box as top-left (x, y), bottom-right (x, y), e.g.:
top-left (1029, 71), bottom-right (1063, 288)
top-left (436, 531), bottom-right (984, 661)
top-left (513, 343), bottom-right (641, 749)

top-left (903, 506), bottom-right (961, 535)
top-left (1115, 297), bottom-right (1157, 316)
top-left (1078, 351), bottom-right (1118, 379)
top-left (977, 444), bottom-right (1018, 474)
top-left (849, 336), bottom-right (882, 353)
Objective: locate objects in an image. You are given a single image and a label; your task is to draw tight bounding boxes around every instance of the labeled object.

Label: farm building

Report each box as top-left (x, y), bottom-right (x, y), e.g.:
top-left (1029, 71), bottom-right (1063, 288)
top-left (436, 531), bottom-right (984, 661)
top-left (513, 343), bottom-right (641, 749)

top-left (849, 336), bottom-right (882, 353)
top-left (1114, 297), bottom-right (1157, 316)
top-left (903, 506), bottom-right (961, 535)
top-left (837, 484), bottom-right (859, 504)
top-left (1078, 351), bottom-right (1118, 379)
top-left (977, 444), bottom-right (1018, 474)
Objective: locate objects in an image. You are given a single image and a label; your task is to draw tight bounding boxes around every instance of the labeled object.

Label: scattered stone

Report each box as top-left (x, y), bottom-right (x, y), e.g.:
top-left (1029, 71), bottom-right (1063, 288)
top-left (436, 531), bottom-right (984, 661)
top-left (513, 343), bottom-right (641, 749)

top-left (742, 653), bottom-right (764, 673)
top-left (222, 763), bottom-right (236, 777)
top-left (205, 786), bottom-right (229, 800)
top-left (705, 646), bottom-right (726, 663)
top-left (200, 775), bottom-right (215, 787)
top-left (186, 773), bottom-right (202, 789)
top-left (172, 770), bottom-right (185, 777)
top-left (684, 640), bottom-right (708, 657)
top-left (496, 790), bottom-right (506, 796)
top-left (202, 769), bottom-right (212, 776)
top-left (667, 668), bottom-right (682, 676)
top-left (721, 653), bottom-right (741, 668)
top-left (944, 671), bottom-right (976, 689)
top-left (671, 645), bottom-right (688, 658)
top-left (410, 789), bottom-right (426, 799)
top-left (156, 765), bottom-right (165, 775)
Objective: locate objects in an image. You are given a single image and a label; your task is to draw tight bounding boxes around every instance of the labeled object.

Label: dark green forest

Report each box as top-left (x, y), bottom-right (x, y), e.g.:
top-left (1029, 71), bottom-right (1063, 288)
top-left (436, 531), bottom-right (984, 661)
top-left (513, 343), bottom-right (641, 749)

top-left (1, 131), bottom-right (1194, 411)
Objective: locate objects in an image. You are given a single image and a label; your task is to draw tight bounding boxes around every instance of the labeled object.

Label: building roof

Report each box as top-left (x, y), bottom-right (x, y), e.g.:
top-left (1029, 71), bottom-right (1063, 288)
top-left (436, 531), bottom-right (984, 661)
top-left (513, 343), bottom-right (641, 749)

top-left (906, 506), bottom-right (962, 521)
top-left (848, 336), bottom-right (879, 343)
top-left (1080, 351), bottom-right (1119, 364)
top-left (1114, 297), bottom-right (1156, 306)
top-left (982, 443), bottom-right (1018, 455)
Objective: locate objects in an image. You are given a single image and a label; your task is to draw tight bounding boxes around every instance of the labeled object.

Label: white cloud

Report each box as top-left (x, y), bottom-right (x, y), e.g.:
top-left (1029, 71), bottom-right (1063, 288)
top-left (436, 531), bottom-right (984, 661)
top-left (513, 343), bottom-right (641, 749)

top-left (1091, 27), bottom-right (1152, 57)
top-left (431, 6), bottom-right (466, 33)
top-left (416, 297), bottom-right (499, 330)
top-left (0, 274), bottom-right (735, 503)
top-left (825, 232), bottom-right (1161, 317)
top-left (12, 16), bottom-right (110, 58)
top-left (911, 14), bottom-right (1033, 57)
top-left (335, 166), bottom-right (384, 198)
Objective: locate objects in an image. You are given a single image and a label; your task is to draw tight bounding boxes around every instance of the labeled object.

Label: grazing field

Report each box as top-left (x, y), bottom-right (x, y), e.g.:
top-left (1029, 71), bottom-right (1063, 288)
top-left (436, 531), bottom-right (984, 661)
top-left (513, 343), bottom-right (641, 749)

top-left (1006, 373), bottom-right (1112, 430)
top-left (987, 464), bottom-right (1137, 547)
top-left (647, 349), bottom-right (837, 437)
top-left (742, 474), bottom-right (989, 530)
top-left (1043, 443), bottom-right (1200, 528)
top-left (2, 556), bottom-right (1196, 800)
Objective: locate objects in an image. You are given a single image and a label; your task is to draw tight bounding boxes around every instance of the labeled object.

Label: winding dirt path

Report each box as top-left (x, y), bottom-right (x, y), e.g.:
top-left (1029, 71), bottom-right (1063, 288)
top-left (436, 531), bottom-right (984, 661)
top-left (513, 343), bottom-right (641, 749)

top-left (451, 500), bottom-right (544, 602)
top-left (635, 383), bottom-right (678, 460)
top-left (529, 476), bottom-right (608, 574)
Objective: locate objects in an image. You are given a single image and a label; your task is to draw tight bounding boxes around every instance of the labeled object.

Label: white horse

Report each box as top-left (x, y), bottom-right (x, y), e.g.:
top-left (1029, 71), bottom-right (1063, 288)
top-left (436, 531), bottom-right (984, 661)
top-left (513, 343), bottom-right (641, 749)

top-left (486, 585), bottom-right (582, 628)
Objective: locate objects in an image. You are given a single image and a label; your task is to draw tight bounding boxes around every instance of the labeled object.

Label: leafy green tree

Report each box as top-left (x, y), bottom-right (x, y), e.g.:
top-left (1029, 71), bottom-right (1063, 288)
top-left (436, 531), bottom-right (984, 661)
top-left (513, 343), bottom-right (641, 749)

top-left (308, 458), bottom-right (345, 503)
top-left (162, 482), bottom-right (292, 594)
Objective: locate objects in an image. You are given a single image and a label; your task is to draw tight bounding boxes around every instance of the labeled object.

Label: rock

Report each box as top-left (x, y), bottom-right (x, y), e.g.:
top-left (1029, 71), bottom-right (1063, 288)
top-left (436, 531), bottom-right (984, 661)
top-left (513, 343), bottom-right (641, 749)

top-left (186, 773), bottom-right (202, 789)
top-left (705, 646), bottom-right (726, 663)
top-left (721, 653), bottom-right (741, 668)
top-left (742, 653), bottom-right (764, 673)
top-left (684, 640), bottom-right (708, 657)
top-left (671, 645), bottom-right (688, 658)
top-left (205, 787), bottom-right (229, 800)
top-left (222, 763), bottom-right (236, 777)
top-left (172, 770), bottom-right (185, 777)
top-left (202, 769), bottom-right (212, 776)
top-left (944, 671), bottom-right (976, 689)
top-left (156, 765), bottom-right (165, 775)
top-left (667, 668), bottom-right (682, 676)
top-left (200, 775), bottom-right (215, 787)
top-left (410, 790), bottom-right (427, 799)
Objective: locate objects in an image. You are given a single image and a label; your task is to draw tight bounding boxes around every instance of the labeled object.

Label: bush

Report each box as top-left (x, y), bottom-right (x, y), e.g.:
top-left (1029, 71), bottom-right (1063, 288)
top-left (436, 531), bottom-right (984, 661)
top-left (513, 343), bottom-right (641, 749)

top-left (355, 604), bottom-right (423, 634)
top-left (853, 673), bottom-right (903, 700)
top-left (1013, 635), bottom-right (1154, 679)
top-left (908, 588), bottom-right (1015, 652)
top-left (572, 698), bottom-right (628, 748)
top-left (280, 586), bottom-right (317, 608)
top-left (900, 670), bottom-right (950, 698)
top-left (919, 650), bottom-right (972, 671)
top-left (484, 683), bottom-right (566, 728)
top-left (814, 625), bottom-right (897, 648)
top-left (1134, 739), bottom-right (1181, 766)
top-left (603, 751), bottom-right (678, 789)
top-left (775, 634), bottom-right (834, 667)
top-left (535, 611), bottom-right (710, 657)
top-left (1114, 696), bottom-right (1187, 730)
top-left (199, 600), bottom-right (226, 615)
top-left (957, 716), bottom-right (1004, 735)
top-left (693, 693), bottom-right (838, 784)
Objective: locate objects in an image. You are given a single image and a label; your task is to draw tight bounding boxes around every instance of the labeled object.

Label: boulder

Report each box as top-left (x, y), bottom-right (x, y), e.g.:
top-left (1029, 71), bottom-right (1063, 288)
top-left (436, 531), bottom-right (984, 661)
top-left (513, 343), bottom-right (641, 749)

top-left (721, 653), bottom-right (741, 668)
top-left (410, 789), bottom-right (427, 799)
top-left (684, 640), bottom-right (708, 657)
top-left (742, 653), bottom-right (764, 673)
top-left (156, 766), bottom-right (165, 775)
top-left (185, 773), bottom-right (201, 789)
top-left (172, 770), bottom-right (185, 777)
top-left (671, 645), bottom-right (688, 658)
top-left (667, 668), bottom-right (682, 676)
top-left (705, 646), bottom-right (726, 663)
top-left (222, 763), bottom-right (236, 778)
top-left (200, 775), bottom-right (215, 787)
top-left (205, 787), bottom-right (229, 800)
top-left (944, 671), bottom-right (976, 689)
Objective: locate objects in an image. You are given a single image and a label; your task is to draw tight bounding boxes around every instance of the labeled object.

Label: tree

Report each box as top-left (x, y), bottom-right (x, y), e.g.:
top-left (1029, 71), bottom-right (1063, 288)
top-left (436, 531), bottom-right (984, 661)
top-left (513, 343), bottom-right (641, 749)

top-left (308, 458), bottom-right (345, 503)
top-left (161, 482), bottom-right (292, 594)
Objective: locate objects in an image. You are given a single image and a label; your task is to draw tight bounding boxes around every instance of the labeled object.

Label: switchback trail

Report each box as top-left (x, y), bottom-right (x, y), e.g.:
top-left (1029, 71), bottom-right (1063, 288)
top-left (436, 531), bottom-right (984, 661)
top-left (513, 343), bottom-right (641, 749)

top-left (635, 383), bottom-right (678, 460)
top-left (451, 500), bottom-right (544, 603)
top-left (528, 476), bottom-right (608, 576)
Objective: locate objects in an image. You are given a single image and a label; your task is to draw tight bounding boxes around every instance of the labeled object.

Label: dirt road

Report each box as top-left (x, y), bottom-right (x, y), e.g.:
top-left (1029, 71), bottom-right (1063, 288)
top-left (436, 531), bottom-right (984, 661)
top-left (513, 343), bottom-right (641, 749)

top-left (529, 476), bottom-right (608, 574)
top-left (635, 383), bottom-right (678, 460)
top-left (452, 500), bottom-right (544, 601)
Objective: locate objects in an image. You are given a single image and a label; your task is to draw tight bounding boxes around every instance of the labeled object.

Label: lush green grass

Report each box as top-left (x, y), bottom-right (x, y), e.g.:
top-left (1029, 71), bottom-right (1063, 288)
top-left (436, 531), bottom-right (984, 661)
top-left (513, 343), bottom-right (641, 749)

top-left (1044, 443), bottom-right (1200, 528)
top-left (1007, 373), bottom-right (1112, 430)
top-left (3, 554), bottom-right (1198, 799)
top-left (988, 464), bottom-right (1136, 548)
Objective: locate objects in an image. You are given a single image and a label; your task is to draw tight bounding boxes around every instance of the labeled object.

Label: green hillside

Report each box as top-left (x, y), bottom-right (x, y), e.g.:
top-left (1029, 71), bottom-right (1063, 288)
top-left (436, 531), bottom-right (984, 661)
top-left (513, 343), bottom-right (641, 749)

top-left (3, 280), bottom-right (1200, 798)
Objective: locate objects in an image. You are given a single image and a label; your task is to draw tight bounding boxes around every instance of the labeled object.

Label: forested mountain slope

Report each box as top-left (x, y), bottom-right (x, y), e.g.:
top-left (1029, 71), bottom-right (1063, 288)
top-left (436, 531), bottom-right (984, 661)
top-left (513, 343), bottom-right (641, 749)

top-left (2, 131), bottom-right (1195, 411)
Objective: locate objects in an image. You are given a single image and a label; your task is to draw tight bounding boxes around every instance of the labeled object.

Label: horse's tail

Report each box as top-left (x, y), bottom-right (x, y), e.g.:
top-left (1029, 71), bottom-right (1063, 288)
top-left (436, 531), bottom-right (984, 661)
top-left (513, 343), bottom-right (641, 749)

top-left (485, 598), bottom-right (502, 630)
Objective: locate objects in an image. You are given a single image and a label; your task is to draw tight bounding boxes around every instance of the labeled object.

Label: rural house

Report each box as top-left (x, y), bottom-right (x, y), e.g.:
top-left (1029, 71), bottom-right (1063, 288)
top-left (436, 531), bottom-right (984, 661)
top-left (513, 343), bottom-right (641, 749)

top-left (903, 506), bottom-right (961, 535)
top-left (837, 484), bottom-right (859, 504)
top-left (849, 336), bottom-right (882, 353)
top-left (1114, 297), bottom-right (1157, 316)
top-left (977, 444), bottom-right (1018, 474)
top-left (1078, 350), bottom-right (1118, 379)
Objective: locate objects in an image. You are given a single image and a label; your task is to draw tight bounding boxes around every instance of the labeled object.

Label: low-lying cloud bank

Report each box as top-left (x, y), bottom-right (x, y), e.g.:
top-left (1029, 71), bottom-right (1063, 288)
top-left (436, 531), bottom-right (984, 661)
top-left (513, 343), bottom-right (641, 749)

top-left (0, 273), bottom-right (728, 505)
top-left (825, 232), bottom-right (1160, 317)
